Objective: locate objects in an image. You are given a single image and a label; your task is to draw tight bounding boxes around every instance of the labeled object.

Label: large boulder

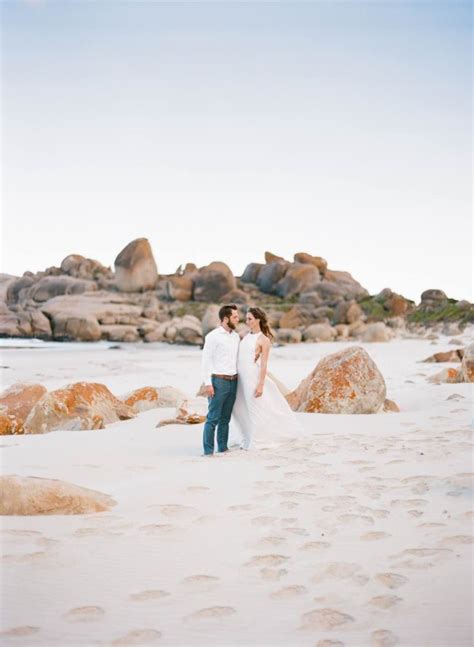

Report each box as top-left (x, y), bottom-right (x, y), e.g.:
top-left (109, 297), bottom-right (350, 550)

top-left (361, 322), bottom-right (394, 342)
top-left (279, 305), bottom-right (315, 329)
top-left (299, 292), bottom-right (323, 307)
top-left (286, 346), bottom-right (386, 414)
top-left (0, 274), bottom-right (18, 302)
top-left (114, 238), bottom-right (158, 292)
top-left (302, 323), bottom-right (337, 342)
top-left (0, 475), bottom-right (116, 515)
top-left (427, 368), bottom-right (464, 384)
top-left (193, 262), bottom-right (236, 302)
top-left (60, 254), bottom-right (112, 281)
top-left (165, 275), bottom-right (194, 301)
top-left (275, 263), bottom-right (321, 298)
top-left (422, 349), bottom-right (464, 363)
top-left (265, 251), bottom-right (285, 264)
top-left (276, 328), bottom-right (303, 344)
top-left (23, 382), bottom-right (135, 434)
top-left (27, 276), bottom-right (97, 302)
top-left (41, 292), bottom-right (144, 341)
top-left (6, 275), bottom-right (37, 305)
top-left (323, 270), bottom-right (368, 300)
top-left (241, 263), bottom-right (264, 284)
top-left (293, 253), bottom-right (328, 274)
top-left (0, 383), bottom-right (48, 435)
top-left (120, 386), bottom-right (187, 413)
top-left (256, 261), bottom-right (290, 294)
top-left (313, 280), bottom-right (346, 303)
top-left (333, 300), bottom-right (363, 325)
top-left (202, 305), bottom-right (220, 336)
top-left (173, 315), bottom-right (203, 345)
top-left (461, 342), bottom-right (474, 382)
top-left (100, 325), bottom-right (140, 342)
top-left (157, 398), bottom-right (207, 427)
top-left (421, 289), bottom-right (448, 306)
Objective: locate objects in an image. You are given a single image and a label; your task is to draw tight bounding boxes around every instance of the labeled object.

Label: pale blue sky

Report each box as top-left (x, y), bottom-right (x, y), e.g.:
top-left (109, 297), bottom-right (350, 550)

top-left (1, 0), bottom-right (472, 301)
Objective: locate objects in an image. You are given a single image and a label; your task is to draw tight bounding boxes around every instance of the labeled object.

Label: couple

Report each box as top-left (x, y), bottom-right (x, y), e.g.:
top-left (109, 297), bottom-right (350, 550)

top-left (201, 303), bottom-right (299, 455)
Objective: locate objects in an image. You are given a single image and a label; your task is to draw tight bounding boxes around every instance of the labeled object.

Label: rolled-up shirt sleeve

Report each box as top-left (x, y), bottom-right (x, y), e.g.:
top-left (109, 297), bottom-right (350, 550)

top-left (201, 333), bottom-right (215, 386)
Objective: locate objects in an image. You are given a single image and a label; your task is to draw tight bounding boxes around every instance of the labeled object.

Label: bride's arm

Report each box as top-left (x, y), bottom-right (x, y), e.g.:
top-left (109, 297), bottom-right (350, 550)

top-left (255, 336), bottom-right (271, 398)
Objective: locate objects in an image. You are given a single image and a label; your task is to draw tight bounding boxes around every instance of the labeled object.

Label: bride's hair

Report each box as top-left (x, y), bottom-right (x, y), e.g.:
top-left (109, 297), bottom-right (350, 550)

top-left (248, 307), bottom-right (274, 341)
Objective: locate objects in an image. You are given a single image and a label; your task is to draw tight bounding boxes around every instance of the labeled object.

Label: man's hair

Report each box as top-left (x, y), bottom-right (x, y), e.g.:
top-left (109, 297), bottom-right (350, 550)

top-left (219, 304), bottom-right (238, 321)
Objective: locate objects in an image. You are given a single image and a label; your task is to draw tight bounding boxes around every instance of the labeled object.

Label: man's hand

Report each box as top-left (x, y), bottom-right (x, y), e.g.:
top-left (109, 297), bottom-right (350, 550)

top-left (254, 383), bottom-right (263, 398)
top-left (205, 385), bottom-right (215, 398)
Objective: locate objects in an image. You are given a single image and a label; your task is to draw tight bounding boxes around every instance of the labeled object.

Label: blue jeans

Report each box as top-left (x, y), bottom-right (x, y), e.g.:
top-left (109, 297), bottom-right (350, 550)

top-left (202, 376), bottom-right (238, 455)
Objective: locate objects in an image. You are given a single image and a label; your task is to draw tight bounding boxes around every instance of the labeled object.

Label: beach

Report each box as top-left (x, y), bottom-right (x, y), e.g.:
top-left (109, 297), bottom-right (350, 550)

top-left (0, 333), bottom-right (473, 646)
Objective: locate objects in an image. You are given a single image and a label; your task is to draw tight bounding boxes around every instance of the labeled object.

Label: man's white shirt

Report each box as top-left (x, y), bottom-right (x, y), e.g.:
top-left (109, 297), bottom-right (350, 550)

top-left (201, 325), bottom-right (240, 386)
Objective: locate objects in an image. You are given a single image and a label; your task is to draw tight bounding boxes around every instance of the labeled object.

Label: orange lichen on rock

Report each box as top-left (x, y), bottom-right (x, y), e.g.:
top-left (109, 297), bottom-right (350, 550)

top-left (0, 383), bottom-right (48, 435)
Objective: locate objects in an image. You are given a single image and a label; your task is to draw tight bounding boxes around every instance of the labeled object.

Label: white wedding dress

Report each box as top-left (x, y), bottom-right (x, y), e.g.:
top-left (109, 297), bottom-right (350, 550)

top-left (229, 331), bottom-right (301, 450)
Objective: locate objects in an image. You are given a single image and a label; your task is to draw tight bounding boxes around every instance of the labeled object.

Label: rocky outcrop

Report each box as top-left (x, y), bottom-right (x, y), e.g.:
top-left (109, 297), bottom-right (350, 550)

top-left (279, 305), bottom-right (316, 329)
top-left (427, 368), bottom-right (464, 384)
top-left (276, 328), bottom-right (303, 344)
top-left (202, 305), bottom-right (220, 336)
top-left (361, 322), bottom-right (394, 342)
top-left (114, 238), bottom-right (158, 292)
top-left (60, 254), bottom-right (112, 282)
top-left (286, 346), bottom-right (386, 414)
top-left (241, 263), bottom-right (263, 284)
top-left (302, 323), bottom-right (337, 342)
top-left (275, 264), bottom-right (321, 298)
top-left (461, 342), bottom-right (474, 382)
top-left (0, 475), bottom-right (116, 515)
top-left (256, 261), bottom-right (290, 294)
top-left (156, 398), bottom-right (207, 427)
top-left (23, 382), bottom-right (135, 434)
top-left (0, 384), bottom-right (48, 435)
top-left (165, 275), bottom-right (194, 302)
top-left (293, 253), bottom-right (328, 274)
top-left (193, 262), bottom-right (236, 302)
top-left (323, 270), bottom-right (368, 300)
top-left (120, 386), bottom-right (187, 413)
top-left (422, 349), bottom-right (464, 363)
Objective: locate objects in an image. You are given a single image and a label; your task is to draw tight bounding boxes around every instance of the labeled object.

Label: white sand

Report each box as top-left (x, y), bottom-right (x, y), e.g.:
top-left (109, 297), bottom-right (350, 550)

top-left (0, 333), bottom-right (473, 646)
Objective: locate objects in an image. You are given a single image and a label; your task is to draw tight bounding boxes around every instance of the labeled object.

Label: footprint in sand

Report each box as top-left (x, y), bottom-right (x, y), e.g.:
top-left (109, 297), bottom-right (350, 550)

top-left (312, 562), bottom-right (364, 584)
top-left (2, 551), bottom-right (48, 564)
top-left (111, 629), bottom-right (162, 644)
top-left (0, 626), bottom-right (41, 637)
top-left (130, 590), bottom-right (170, 601)
top-left (300, 608), bottom-right (355, 631)
top-left (256, 536), bottom-right (287, 548)
top-left (151, 505), bottom-right (198, 519)
top-left (280, 517), bottom-right (298, 525)
top-left (279, 501), bottom-right (299, 510)
top-left (368, 595), bottom-right (402, 609)
top-left (2, 529), bottom-right (43, 537)
top-left (227, 504), bottom-right (258, 513)
top-left (63, 606), bottom-right (105, 622)
top-left (371, 629), bottom-right (398, 646)
top-left (407, 510), bottom-right (424, 518)
top-left (338, 514), bottom-right (374, 526)
top-left (282, 527), bottom-right (309, 537)
top-left (270, 585), bottom-right (307, 599)
top-left (265, 465), bottom-right (282, 471)
top-left (392, 547), bottom-right (453, 560)
top-left (374, 573), bottom-right (409, 589)
top-left (316, 640), bottom-right (345, 647)
top-left (183, 606), bottom-right (236, 623)
top-left (299, 541), bottom-right (331, 552)
top-left (251, 515), bottom-right (279, 527)
top-left (438, 535), bottom-right (474, 547)
top-left (139, 524), bottom-right (180, 537)
top-left (260, 568), bottom-right (288, 581)
top-left (181, 575), bottom-right (220, 592)
top-left (360, 532), bottom-right (391, 541)
top-left (245, 554), bottom-right (290, 567)
top-left (391, 499), bottom-right (428, 509)
top-left (418, 522), bottom-right (446, 528)
top-left (185, 486), bottom-right (210, 493)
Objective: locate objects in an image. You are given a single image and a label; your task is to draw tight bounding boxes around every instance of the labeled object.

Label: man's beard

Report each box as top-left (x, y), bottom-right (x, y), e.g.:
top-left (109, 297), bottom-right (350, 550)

top-left (228, 321), bottom-right (237, 330)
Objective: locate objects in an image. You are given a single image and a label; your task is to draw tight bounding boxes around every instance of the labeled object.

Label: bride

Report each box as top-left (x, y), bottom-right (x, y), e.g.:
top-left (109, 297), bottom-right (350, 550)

top-left (229, 306), bottom-right (300, 450)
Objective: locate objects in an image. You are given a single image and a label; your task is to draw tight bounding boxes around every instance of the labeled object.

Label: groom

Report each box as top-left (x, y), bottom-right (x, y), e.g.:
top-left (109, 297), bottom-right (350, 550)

top-left (201, 304), bottom-right (240, 456)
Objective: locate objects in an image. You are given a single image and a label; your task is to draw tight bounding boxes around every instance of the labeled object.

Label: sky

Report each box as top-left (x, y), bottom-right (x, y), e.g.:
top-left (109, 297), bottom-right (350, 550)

top-left (1, 0), bottom-right (472, 302)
